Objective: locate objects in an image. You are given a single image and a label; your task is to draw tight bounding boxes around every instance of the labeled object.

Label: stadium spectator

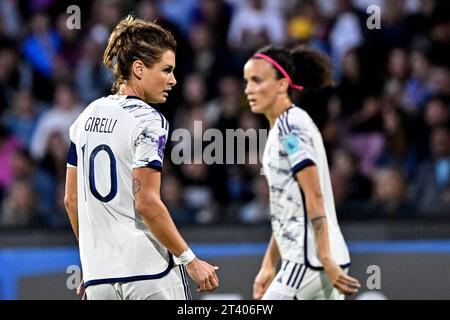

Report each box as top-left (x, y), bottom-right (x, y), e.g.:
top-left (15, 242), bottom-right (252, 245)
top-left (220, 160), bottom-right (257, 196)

top-left (0, 180), bottom-right (46, 228)
top-left (227, 0), bottom-right (285, 54)
top-left (30, 83), bottom-right (82, 161)
top-left (412, 125), bottom-right (450, 215)
top-left (4, 89), bottom-right (43, 150)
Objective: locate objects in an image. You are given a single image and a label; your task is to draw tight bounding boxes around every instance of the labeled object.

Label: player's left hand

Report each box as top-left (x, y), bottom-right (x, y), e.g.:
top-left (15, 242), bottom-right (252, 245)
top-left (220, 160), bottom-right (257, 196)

top-left (323, 260), bottom-right (360, 295)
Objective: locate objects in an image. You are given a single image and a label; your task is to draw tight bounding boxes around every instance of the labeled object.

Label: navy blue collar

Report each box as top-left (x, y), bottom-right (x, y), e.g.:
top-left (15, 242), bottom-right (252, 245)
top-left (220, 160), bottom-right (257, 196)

top-left (126, 95), bottom-right (146, 103)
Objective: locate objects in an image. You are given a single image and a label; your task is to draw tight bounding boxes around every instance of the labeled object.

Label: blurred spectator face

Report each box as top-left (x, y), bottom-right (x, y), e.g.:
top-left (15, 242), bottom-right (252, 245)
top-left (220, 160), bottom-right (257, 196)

top-left (219, 76), bottom-right (242, 117)
top-left (341, 50), bottom-right (360, 79)
top-left (333, 148), bottom-right (357, 178)
top-left (99, 0), bottom-right (122, 29)
top-left (54, 85), bottom-right (77, 110)
top-left (249, 0), bottom-right (264, 11)
top-left (383, 108), bottom-right (402, 135)
top-left (182, 74), bottom-right (207, 106)
top-left (161, 175), bottom-right (183, 204)
top-left (0, 47), bottom-right (17, 80)
top-left (410, 51), bottom-right (430, 79)
top-left (183, 162), bottom-right (207, 181)
top-left (388, 48), bottom-right (409, 79)
top-left (255, 174), bottom-right (269, 199)
top-left (53, 56), bottom-right (72, 83)
top-left (373, 168), bottom-right (407, 201)
top-left (10, 181), bottom-right (35, 212)
top-left (431, 127), bottom-right (450, 158)
top-left (425, 99), bottom-right (449, 127)
top-left (239, 112), bottom-right (260, 131)
top-left (432, 20), bottom-right (450, 42)
top-left (30, 12), bottom-right (50, 35)
top-left (429, 67), bottom-right (450, 95)
top-left (336, 0), bottom-right (352, 13)
top-left (137, 0), bottom-right (159, 21)
top-left (382, 0), bottom-right (404, 26)
top-left (189, 23), bottom-right (213, 52)
top-left (15, 90), bottom-right (35, 118)
top-left (219, 76), bottom-right (242, 99)
top-left (47, 131), bottom-right (69, 162)
top-left (11, 151), bottom-right (33, 179)
top-left (200, 0), bottom-right (221, 21)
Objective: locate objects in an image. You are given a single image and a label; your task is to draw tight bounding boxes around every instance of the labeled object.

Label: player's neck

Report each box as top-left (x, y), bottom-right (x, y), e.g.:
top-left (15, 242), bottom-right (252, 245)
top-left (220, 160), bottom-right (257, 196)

top-left (119, 83), bottom-right (146, 101)
top-left (265, 97), bottom-right (293, 128)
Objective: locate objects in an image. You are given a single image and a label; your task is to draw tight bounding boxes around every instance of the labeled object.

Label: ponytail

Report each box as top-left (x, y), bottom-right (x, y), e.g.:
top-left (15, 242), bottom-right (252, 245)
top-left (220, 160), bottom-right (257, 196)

top-left (289, 45), bottom-right (334, 91)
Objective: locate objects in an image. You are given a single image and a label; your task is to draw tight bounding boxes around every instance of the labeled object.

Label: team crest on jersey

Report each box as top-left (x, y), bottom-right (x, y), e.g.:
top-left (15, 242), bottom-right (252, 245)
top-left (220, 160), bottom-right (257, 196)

top-left (158, 135), bottom-right (166, 158)
top-left (283, 134), bottom-right (300, 155)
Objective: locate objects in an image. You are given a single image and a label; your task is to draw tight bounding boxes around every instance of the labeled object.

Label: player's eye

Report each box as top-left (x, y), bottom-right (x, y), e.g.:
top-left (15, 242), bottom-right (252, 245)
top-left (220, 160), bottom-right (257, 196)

top-left (252, 77), bottom-right (262, 84)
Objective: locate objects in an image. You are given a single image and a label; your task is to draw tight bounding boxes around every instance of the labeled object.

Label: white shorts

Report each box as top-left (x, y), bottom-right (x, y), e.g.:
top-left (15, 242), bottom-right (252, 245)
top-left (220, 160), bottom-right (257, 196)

top-left (85, 265), bottom-right (191, 300)
top-left (262, 260), bottom-right (346, 300)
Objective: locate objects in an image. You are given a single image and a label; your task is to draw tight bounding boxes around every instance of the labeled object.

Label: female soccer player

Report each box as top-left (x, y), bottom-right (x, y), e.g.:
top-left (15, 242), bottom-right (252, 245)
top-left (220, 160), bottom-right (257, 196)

top-left (243, 46), bottom-right (360, 300)
top-left (64, 15), bottom-right (219, 300)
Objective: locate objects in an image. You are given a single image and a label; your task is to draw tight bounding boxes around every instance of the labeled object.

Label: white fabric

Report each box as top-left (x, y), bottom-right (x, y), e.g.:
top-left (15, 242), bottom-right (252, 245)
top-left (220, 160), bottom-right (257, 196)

top-left (68, 95), bottom-right (170, 284)
top-left (85, 265), bottom-right (190, 300)
top-left (262, 260), bottom-right (347, 300)
top-left (262, 106), bottom-right (350, 268)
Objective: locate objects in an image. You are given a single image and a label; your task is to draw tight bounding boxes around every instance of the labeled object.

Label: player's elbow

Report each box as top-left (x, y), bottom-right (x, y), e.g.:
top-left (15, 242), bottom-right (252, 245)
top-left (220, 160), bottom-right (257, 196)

top-left (135, 194), bottom-right (165, 220)
top-left (305, 191), bottom-right (325, 212)
top-left (64, 193), bottom-right (77, 211)
top-left (306, 189), bottom-right (324, 204)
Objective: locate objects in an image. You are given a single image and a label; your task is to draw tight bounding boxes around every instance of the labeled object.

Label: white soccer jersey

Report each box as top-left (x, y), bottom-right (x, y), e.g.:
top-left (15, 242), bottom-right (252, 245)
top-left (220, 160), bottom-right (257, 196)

top-left (67, 95), bottom-right (172, 287)
top-left (262, 105), bottom-right (351, 269)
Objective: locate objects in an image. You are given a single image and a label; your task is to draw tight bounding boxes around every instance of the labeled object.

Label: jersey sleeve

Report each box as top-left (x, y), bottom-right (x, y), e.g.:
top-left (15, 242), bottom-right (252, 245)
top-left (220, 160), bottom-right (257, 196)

top-left (132, 114), bottom-right (169, 172)
top-left (67, 123), bottom-right (78, 168)
top-left (278, 110), bottom-right (317, 175)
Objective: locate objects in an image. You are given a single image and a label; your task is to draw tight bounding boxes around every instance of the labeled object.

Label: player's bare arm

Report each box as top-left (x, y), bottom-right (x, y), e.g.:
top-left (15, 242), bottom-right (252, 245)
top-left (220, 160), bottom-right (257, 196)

top-left (64, 166), bottom-right (86, 298)
top-left (253, 235), bottom-right (280, 299)
top-left (296, 165), bottom-right (360, 295)
top-left (133, 167), bottom-right (219, 292)
top-left (64, 167), bottom-right (79, 241)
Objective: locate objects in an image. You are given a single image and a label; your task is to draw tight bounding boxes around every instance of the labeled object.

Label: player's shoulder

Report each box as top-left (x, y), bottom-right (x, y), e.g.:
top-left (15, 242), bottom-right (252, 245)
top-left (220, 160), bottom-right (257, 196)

top-left (278, 105), bottom-right (314, 134)
top-left (121, 96), bottom-right (169, 131)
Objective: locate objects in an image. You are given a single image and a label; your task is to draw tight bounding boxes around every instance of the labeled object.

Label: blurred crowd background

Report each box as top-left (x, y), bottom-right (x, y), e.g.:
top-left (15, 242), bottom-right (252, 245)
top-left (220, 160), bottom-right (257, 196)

top-left (0, 0), bottom-right (449, 229)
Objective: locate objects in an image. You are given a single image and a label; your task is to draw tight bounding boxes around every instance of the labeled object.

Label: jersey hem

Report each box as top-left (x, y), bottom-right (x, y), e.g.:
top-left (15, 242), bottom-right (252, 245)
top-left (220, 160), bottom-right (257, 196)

top-left (84, 253), bottom-right (174, 288)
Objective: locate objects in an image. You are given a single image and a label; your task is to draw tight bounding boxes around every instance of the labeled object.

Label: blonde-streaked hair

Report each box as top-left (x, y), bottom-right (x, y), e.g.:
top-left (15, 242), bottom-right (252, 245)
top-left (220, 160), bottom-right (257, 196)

top-left (103, 15), bottom-right (176, 93)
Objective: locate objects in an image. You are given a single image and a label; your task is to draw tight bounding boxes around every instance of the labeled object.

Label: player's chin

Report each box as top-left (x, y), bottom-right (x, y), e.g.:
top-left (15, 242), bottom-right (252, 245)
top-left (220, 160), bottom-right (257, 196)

top-left (249, 104), bottom-right (264, 114)
top-left (154, 95), bottom-right (168, 104)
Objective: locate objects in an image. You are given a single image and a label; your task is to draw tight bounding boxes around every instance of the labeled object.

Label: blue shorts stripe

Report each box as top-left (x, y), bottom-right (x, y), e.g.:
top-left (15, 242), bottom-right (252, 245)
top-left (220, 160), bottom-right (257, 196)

top-left (287, 263), bottom-right (300, 287)
top-left (291, 264), bottom-right (304, 288)
top-left (295, 265), bottom-right (308, 289)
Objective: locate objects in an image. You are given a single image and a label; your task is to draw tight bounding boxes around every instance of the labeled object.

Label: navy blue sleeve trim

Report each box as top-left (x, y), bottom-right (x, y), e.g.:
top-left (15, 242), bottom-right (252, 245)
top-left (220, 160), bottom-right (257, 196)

top-left (67, 142), bottom-right (77, 166)
top-left (145, 160), bottom-right (163, 172)
top-left (292, 159), bottom-right (315, 175)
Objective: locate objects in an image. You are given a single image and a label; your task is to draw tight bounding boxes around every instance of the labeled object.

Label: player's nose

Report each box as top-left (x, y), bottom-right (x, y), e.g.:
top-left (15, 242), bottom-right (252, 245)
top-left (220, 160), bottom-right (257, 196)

top-left (168, 73), bottom-right (177, 86)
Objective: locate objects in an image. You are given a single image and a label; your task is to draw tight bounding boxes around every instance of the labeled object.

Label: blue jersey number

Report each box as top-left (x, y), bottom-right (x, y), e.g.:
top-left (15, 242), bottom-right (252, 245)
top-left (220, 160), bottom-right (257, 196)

top-left (82, 144), bottom-right (118, 202)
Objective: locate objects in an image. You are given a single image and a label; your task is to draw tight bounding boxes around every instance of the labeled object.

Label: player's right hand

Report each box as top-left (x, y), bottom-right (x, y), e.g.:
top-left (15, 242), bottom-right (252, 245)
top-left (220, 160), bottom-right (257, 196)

top-left (186, 258), bottom-right (219, 292)
top-left (77, 280), bottom-right (86, 300)
top-left (253, 267), bottom-right (276, 300)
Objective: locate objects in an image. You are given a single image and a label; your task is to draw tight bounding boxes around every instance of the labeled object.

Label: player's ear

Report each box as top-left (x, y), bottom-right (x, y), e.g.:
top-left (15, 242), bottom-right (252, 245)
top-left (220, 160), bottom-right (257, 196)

top-left (132, 60), bottom-right (145, 80)
top-left (278, 78), bottom-right (289, 94)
